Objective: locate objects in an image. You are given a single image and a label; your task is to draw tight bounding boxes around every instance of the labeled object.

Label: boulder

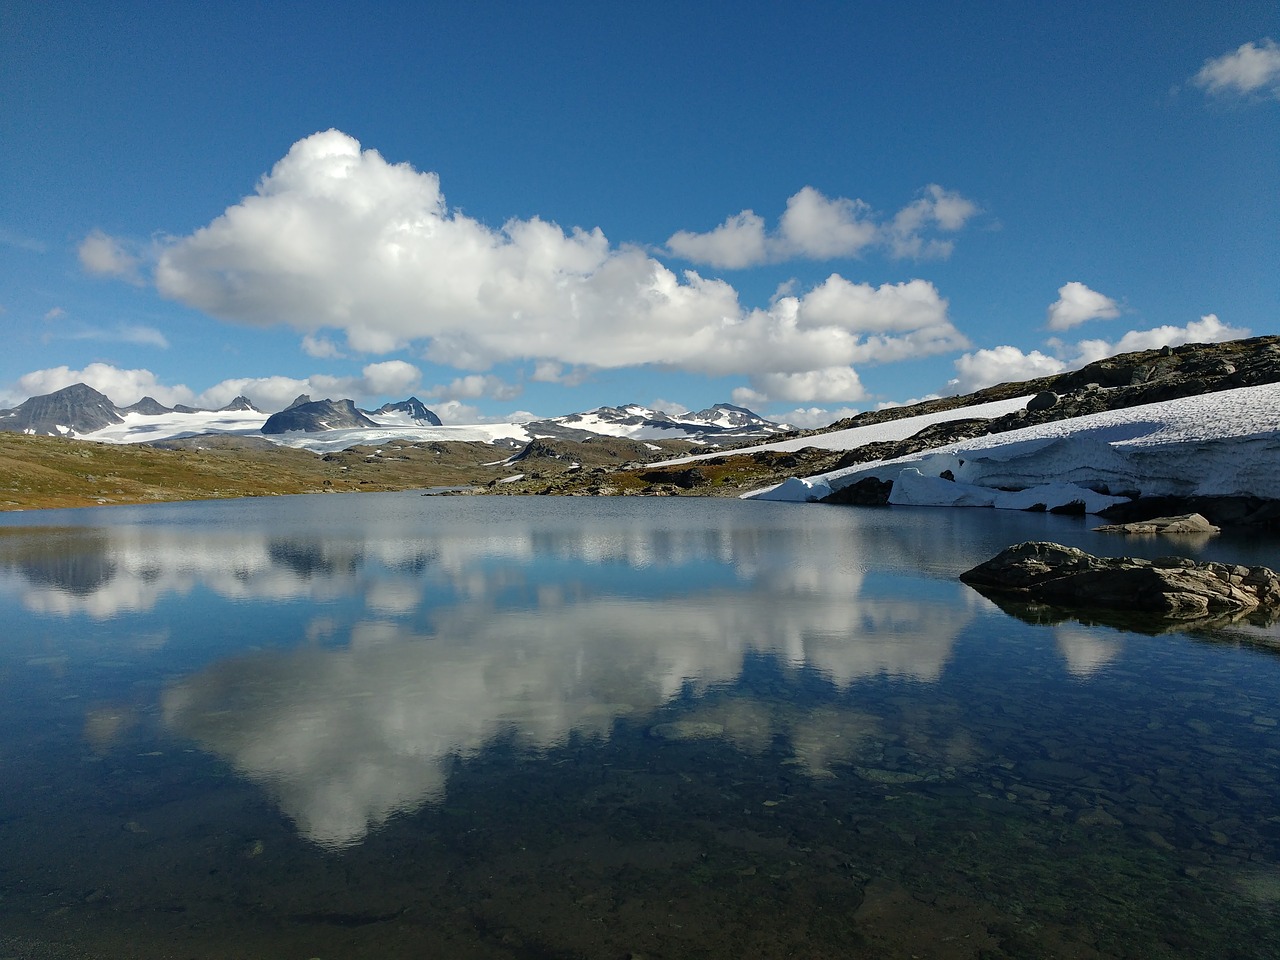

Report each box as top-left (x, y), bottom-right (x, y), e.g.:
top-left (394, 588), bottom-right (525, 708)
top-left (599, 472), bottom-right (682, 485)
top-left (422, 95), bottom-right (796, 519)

top-left (1093, 513), bottom-right (1221, 536)
top-left (960, 541), bottom-right (1280, 622)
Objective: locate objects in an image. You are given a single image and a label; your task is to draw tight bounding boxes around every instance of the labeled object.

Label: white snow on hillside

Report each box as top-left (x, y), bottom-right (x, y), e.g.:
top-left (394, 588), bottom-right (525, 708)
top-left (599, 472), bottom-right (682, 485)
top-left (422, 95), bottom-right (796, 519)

top-left (749, 382), bottom-right (1280, 512)
top-left (84, 409), bottom-right (534, 450)
top-left (271, 422), bottom-right (533, 452)
top-left (649, 395), bottom-right (1034, 467)
top-left (89, 409), bottom-right (270, 443)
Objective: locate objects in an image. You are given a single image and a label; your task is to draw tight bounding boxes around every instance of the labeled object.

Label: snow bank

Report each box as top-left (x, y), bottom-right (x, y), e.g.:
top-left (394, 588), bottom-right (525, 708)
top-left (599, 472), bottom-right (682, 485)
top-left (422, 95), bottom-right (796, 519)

top-left (649, 395), bottom-right (1033, 467)
top-left (749, 382), bottom-right (1280, 513)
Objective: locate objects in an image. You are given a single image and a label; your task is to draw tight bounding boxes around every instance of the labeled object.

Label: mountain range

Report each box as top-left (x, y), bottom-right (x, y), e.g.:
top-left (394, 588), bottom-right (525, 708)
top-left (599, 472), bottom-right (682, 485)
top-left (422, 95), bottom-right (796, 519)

top-left (0, 385), bottom-right (790, 449)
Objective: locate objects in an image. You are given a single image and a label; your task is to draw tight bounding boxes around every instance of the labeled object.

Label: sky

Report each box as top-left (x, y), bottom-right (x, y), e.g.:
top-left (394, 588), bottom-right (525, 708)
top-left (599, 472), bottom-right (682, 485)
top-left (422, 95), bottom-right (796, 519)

top-left (1, 1), bottom-right (1277, 429)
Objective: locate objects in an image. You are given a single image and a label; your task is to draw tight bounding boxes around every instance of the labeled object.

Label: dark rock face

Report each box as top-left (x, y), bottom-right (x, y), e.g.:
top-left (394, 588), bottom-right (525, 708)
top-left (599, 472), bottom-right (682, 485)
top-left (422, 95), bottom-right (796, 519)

top-left (822, 477), bottom-right (894, 505)
top-left (218, 395), bottom-right (260, 412)
top-left (123, 396), bottom-right (172, 416)
top-left (261, 399), bottom-right (379, 434)
top-left (960, 541), bottom-right (1280, 622)
top-left (368, 397), bottom-right (442, 425)
top-left (0, 383), bottom-right (123, 436)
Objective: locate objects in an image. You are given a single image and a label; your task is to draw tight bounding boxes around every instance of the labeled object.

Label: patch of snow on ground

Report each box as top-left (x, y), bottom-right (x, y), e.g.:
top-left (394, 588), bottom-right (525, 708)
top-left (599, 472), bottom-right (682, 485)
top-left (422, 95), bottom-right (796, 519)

top-left (649, 395), bottom-right (1033, 467)
top-left (748, 382), bottom-right (1280, 512)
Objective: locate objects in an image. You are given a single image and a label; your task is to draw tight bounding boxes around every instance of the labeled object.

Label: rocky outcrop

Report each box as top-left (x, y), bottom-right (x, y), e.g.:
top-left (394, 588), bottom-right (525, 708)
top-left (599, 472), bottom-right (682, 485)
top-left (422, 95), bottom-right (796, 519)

top-left (960, 541), bottom-right (1280, 622)
top-left (0, 382), bottom-right (123, 436)
top-left (367, 397), bottom-right (442, 425)
top-left (1093, 513), bottom-right (1220, 536)
top-left (261, 399), bottom-right (379, 434)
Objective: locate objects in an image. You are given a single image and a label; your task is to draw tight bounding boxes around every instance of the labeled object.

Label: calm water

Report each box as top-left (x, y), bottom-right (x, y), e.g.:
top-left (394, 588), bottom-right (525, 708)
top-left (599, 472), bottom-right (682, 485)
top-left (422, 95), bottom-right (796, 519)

top-left (1, 493), bottom-right (1279, 959)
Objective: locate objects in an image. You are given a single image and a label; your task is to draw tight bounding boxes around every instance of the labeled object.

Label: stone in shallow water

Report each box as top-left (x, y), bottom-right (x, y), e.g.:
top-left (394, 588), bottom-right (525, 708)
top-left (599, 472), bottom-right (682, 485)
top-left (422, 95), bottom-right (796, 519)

top-left (1093, 512), bottom-right (1221, 536)
top-left (959, 540), bottom-right (1280, 623)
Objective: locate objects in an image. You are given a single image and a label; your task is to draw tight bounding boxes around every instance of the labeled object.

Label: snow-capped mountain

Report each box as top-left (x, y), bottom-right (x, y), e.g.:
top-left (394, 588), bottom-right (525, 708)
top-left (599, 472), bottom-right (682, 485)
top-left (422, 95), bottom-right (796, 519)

top-left (0, 384), bottom-right (785, 452)
top-left (524, 403), bottom-right (791, 442)
top-left (363, 397), bottom-right (443, 426)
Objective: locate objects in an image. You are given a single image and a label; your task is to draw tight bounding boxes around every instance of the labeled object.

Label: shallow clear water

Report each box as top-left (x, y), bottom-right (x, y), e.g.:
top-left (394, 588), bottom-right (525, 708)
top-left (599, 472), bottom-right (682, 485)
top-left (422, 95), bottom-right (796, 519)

top-left (1, 492), bottom-right (1279, 959)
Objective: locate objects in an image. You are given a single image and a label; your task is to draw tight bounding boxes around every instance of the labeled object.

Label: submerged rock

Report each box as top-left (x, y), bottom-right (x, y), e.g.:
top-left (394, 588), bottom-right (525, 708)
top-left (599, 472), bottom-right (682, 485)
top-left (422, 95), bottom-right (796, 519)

top-left (1093, 513), bottom-right (1221, 536)
top-left (960, 541), bottom-right (1280, 622)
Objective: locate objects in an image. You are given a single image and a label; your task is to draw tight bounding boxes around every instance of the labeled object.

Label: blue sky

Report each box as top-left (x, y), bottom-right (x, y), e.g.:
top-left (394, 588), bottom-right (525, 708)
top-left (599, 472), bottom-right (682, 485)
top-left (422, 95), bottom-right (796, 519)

top-left (2, 1), bottom-right (1277, 427)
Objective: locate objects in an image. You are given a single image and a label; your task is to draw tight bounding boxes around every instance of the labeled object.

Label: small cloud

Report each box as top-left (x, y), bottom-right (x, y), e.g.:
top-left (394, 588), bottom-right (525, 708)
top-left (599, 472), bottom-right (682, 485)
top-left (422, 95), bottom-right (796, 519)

top-left (649, 398), bottom-right (690, 416)
top-left (302, 333), bottom-right (345, 359)
top-left (1193, 38), bottom-right (1280, 99)
top-left (667, 211), bottom-right (769, 269)
top-left (1046, 281), bottom-right (1121, 331)
top-left (44, 307), bottom-right (67, 322)
top-left (0, 226), bottom-right (46, 253)
top-left (771, 406), bottom-right (861, 429)
top-left (63, 324), bottom-right (170, 349)
top-left (78, 229), bottom-right (143, 284)
top-left (426, 374), bottom-right (522, 402)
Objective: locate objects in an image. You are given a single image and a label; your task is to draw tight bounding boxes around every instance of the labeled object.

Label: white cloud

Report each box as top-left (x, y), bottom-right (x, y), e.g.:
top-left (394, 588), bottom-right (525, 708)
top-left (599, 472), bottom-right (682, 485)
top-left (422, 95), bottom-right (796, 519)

top-left (196, 375), bottom-right (314, 411)
top-left (666, 210), bottom-right (768, 269)
top-left (153, 131), bottom-right (968, 391)
top-left (772, 406), bottom-right (862, 429)
top-left (16, 363), bottom-right (196, 408)
top-left (428, 399), bottom-right (534, 424)
top-left (44, 307), bottom-right (66, 321)
top-left (949, 314), bottom-right (1250, 395)
top-left (63, 324), bottom-right (170, 348)
top-left (949, 347), bottom-right (1067, 394)
top-left (649, 398), bottom-right (690, 416)
top-left (668, 184), bottom-right (979, 269)
top-left (1193, 38), bottom-right (1280, 98)
top-left (732, 366), bottom-right (868, 405)
top-left (1046, 281), bottom-right (1121, 331)
top-left (884, 185), bottom-right (980, 259)
top-left (199, 361), bottom-right (423, 411)
top-left (778, 186), bottom-right (879, 260)
top-left (302, 333), bottom-right (344, 359)
top-left (78, 229), bottom-right (143, 284)
top-left (427, 373), bottom-right (522, 401)
top-left (1069, 313), bottom-right (1248, 364)
top-left (357, 360), bottom-right (420, 396)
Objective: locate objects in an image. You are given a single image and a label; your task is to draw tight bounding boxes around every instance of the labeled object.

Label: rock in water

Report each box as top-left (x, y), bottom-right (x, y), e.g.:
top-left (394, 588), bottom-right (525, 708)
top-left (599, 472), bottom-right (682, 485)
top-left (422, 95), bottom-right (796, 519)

top-left (959, 541), bottom-right (1280, 620)
top-left (1093, 513), bottom-right (1221, 536)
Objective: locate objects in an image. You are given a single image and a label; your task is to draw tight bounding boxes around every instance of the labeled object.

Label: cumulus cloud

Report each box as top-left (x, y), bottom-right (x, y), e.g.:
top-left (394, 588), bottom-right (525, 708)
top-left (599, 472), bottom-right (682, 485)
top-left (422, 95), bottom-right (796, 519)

top-left (199, 360), bottom-right (423, 411)
top-left (426, 373), bottom-right (523, 401)
top-left (666, 211), bottom-right (769, 269)
top-left (16, 363), bottom-right (196, 408)
top-left (949, 314), bottom-right (1250, 394)
top-left (949, 347), bottom-right (1067, 394)
top-left (78, 229), bottom-right (143, 284)
top-left (1046, 281), bottom-right (1121, 331)
top-left (152, 131), bottom-right (968, 393)
top-left (301, 333), bottom-right (344, 359)
top-left (772, 406), bottom-right (862, 429)
top-left (883, 185), bottom-right (981, 259)
top-left (1193, 38), bottom-right (1280, 98)
top-left (1069, 313), bottom-right (1248, 365)
top-left (669, 184), bottom-right (979, 269)
top-left (733, 366), bottom-right (868, 406)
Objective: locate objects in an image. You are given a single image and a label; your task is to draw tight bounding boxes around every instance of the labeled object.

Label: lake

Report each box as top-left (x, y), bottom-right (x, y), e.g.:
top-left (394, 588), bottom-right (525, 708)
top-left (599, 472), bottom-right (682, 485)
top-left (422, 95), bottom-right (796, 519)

top-left (1, 492), bottom-right (1279, 959)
